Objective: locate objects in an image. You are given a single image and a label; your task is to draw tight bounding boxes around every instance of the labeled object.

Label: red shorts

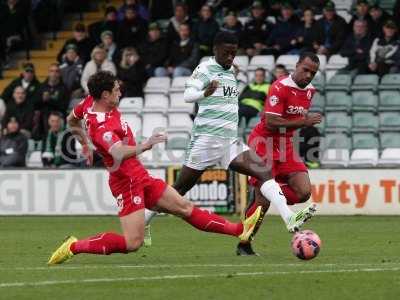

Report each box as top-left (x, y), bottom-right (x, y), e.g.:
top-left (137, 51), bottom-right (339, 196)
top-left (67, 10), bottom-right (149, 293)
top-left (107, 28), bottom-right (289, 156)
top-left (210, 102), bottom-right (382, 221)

top-left (109, 176), bottom-right (167, 217)
top-left (248, 131), bottom-right (308, 187)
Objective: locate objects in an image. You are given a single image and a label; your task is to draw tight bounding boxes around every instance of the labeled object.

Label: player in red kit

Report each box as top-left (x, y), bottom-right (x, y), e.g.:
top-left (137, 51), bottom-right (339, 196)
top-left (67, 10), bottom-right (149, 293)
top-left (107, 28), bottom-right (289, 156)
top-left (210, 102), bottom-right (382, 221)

top-left (48, 71), bottom-right (263, 265)
top-left (236, 52), bottom-right (322, 256)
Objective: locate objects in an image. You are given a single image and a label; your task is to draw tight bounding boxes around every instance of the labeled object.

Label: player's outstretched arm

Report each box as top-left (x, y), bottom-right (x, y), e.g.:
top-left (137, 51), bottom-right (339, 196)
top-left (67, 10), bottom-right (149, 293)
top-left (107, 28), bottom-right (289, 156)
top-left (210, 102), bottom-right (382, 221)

top-left (184, 80), bottom-right (218, 103)
top-left (266, 112), bottom-right (322, 131)
top-left (66, 110), bottom-right (93, 166)
top-left (110, 133), bottom-right (167, 161)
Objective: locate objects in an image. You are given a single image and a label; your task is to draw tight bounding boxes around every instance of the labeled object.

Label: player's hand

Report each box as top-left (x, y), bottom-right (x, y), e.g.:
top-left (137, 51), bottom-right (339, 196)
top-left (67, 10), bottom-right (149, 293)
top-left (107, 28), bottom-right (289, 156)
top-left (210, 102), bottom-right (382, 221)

top-left (204, 80), bottom-right (219, 97)
top-left (304, 113), bottom-right (322, 127)
top-left (142, 133), bottom-right (168, 151)
top-left (82, 144), bottom-right (93, 166)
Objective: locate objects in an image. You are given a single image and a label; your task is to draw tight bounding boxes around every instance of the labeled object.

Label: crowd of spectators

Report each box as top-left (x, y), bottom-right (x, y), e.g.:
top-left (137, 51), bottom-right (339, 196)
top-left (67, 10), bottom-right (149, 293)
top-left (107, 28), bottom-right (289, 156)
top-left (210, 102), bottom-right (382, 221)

top-left (0, 0), bottom-right (400, 168)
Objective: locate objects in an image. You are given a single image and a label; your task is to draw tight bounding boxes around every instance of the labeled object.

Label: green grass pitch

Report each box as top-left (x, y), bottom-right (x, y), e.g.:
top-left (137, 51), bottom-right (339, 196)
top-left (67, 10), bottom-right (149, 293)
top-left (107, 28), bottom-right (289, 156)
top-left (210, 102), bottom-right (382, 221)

top-left (0, 215), bottom-right (399, 299)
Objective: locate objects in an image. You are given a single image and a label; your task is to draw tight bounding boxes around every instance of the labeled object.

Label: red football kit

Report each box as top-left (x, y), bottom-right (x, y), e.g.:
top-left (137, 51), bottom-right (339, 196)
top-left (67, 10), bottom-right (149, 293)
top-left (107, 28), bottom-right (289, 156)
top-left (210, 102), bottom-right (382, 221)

top-left (73, 96), bottom-right (167, 217)
top-left (248, 75), bottom-right (316, 189)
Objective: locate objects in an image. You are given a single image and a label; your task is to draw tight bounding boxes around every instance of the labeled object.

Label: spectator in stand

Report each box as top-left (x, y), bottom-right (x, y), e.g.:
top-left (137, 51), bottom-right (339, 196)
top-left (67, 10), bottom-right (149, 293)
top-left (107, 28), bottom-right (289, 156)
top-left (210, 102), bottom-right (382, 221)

top-left (369, 4), bottom-right (391, 38)
top-left (271, 63), bottom-right (289, 81)
top-left (167, 3), bottom-right (192, 45)
top-left (395, 0), bottom-right (400, 29)
top-left (41, 111), bottom-right (78, 168)
top-left (100, 31), bottom-right (119, 64)
top-left (243, 1), bottom-right (274, 57)
top-left (369, 20), bottom-right (399, 76)
top-left (57, 23), bottom-right (92, 65)
top-left (33, 63), bottom-right (69, 140)
top-left (238, 68), bottom-right (270, 125)
top-left (88, 6), bottom-right (119, 46)
top-left (117, 0), bottom-right (149, 21)
top-left (339, 20), bottom-right (372, 76)
top-left (81, 46), bottom-right (117, 94)
top-left (192, 4), bottom-right (220, 57)
top-left (117, 4), bottom-right (148, 49)
top-left (0, 116), bottom-right (28, 167)
top-left (313, 1), bottom-right (347, 55)
top-left (220, 11), bottom-right (243, 46)
top-left (148, 0), bottom-right (174, 20)
top-left (3, 86), bottom-right (34, 137)
top-left (117, 47), bottom-right (147, 98)
top-left (349, 0), bottom-right (373, 33)
top-left (59, 44), bottom-right (83, 97)
top-left (155, 23), bottom-right (199, 77)
top-left (138, 22), bottom-right (168, 77)
top-left (1, 63), bottom-right (40, 105)
top-left (263, 3), bottom-right (300, 56)
top-left (292, 8), bottom-right (319, 53)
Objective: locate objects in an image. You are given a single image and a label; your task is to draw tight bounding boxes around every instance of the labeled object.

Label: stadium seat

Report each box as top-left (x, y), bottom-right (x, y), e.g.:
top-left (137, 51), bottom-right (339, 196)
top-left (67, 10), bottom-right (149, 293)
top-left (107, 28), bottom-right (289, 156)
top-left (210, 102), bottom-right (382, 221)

top-left (378, 132), bottom-right (400, 167)
top-left (320, 133), bottom-right (350, 167)
top-left (169, 76), bottom-right (190, 93)
top-left (309, 92), bottom-right (325, 113)
top-left (144, 77), bottom-right (171, 94)
top-left (142, 112), bottom-right (167, 138)
top-left (160, 131), bottom-right (190, 164)
top-left (168, 112), bottom-right (193, 131)
top-left (333, 0), bottom-right (353, 11)
top-left (352, 91), bottom-right (378, 112)
top-left (311, 74), bottom-right (325, 92)
top-left (317, 55), bottom-right (327, 71)
top-left (119, 97), bottom-right (143, 113)
top-left (336, 9), bottom-right (352, 22)
top-left (378, 91), bottom-right (400, 111)
top-left (237, 71), bottom-right (248, 84)
top-left (247, 70), bottom-right (272, 83)
top-left (351, 74), bottom-right (379, 92)
top-left (325, 112), bottom-right (352, 133)
top-left (248, 55), bottom-right (275, 72)
top-left (378, 73), bottom-right (400, 91)
top-left (380, 132), bottom-right (400, 149)
top-left (169, 92), bottom-right (194, 112)
top-left (325, 74), bottom-right (352, 92)
top-left (379, 112), bottom-right (400, 131)
top-left (352, 112), bottom-right (379, 133)
top-left (276, 55), bottom-right (299, 71)
top-left (349, 133), bottom-right (379, 167)
top-left (380, 0), bottom-right (397, 12)
top-left (27, 151), bottom-right (43, 168)
top-left (143, 94), bottom-right (169, 111)
top-left (325, 91), bottom-right (352, 112)
top-left (314, 116), bottom-right (325, 135)
top-left (325, 55), bottom-right (348, 80)
top-left (122, 113), bottom-right (142, 139)
top-left (200, 56), bottom-right (212, 64)
top-left (233, 55), bottom-right (249, 72)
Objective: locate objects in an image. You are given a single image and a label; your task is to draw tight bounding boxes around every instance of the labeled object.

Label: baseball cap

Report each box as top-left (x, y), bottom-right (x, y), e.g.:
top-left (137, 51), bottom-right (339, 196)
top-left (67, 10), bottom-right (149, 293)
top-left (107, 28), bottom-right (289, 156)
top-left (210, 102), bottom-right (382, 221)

top-left (357, 0), bottom-right (369, 5)
top-left (74, 22), bottom-right (86, 32)
top-left (148, 22), bottom-right (160, 31)
top-left (252, 1), bottom-right (263, 9)
top-left (101, 30), bottom-right (113, 39)
top-left (23, 63), bottom-right (34, 72)
top-left (324, 1), bottom-right (336, 11)
top-left (104, 6), bottom-right (117, 15)
top-left (225, 10), bottom-right (238, 17)
top-left (281, 2), bottom-right (294, 9)
top-left (384, 19), bottom-right (397, 29)
top-left (65, 43), bottom-right (78, 52)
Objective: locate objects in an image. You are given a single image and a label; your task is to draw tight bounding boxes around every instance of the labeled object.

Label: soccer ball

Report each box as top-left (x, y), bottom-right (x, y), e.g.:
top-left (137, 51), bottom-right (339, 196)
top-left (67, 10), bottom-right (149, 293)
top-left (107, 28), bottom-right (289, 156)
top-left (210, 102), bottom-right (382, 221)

top-left (291, 230), bottom-right (321, 260)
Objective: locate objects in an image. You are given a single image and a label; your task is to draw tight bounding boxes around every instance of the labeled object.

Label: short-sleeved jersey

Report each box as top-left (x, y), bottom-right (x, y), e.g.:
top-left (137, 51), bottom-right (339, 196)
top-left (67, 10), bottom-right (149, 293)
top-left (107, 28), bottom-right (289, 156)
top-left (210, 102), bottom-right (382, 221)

top-left (74, 96), bottom-right (149, 183)
top-left (253, 75), bottom-right (316, 138)
top-left (185, 57), bottom-right (239, 139)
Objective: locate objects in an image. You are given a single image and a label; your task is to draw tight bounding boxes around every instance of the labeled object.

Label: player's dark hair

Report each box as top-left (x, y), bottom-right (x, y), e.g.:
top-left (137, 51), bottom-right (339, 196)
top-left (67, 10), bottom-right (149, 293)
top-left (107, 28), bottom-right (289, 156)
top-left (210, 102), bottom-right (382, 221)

top-left (298, 51), bottom-right (320, 65)
top-left (213, 31), bottom-right (239, 47)
top-left (88, 71), bottom-right (117, 100)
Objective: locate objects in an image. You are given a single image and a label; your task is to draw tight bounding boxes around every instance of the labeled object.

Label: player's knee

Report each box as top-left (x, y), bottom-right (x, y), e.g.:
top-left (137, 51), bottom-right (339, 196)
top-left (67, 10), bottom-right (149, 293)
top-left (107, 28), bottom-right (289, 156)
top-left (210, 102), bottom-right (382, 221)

top-left (125, 236), bottom-right (144, 252)
top-left (297, 189), bottom-right (311, 203)
top-left (172, 183), bottom-right (188, 196)
top-left (255, 169), bottom-right (272, 183)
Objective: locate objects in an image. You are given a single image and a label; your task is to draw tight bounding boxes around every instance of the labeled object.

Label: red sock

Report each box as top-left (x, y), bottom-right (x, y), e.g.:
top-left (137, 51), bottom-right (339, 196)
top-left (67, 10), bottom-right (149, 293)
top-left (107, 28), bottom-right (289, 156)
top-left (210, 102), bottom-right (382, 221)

top-left (245, 201), bottom-right (258, 218)
top-left (280, 184), bottom-right (301, 205)
top-left (185, 207), bottom-right (243, 237)
top-left (70, 232), bottom-right (127, 255)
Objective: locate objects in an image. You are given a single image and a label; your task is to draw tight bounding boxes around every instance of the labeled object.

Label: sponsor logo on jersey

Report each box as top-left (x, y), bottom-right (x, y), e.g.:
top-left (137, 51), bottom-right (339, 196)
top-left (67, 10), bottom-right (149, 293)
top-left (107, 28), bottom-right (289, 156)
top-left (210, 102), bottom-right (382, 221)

top-left (307, 89), bottom-right (313, 100)
top-left (133, 196), bottom-right (142, 205)
top-left (286, 105), bottom-right (308, 115)
top-left (270, 95), bottom-right (279, 106)
top-left (223, 86), bottom-right (239, 97)
top-left (103, 131), bottom-right (113, 144)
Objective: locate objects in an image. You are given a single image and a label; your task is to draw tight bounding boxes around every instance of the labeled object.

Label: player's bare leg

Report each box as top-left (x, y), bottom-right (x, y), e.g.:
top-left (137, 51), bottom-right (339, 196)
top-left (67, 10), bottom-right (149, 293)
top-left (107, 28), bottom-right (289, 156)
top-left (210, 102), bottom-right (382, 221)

top-left (172, 165), bottom-right (204, 196)
top-left (229, 149), bottom-right (316, 232)
top-left (153, 185), bottom-right (262, 241)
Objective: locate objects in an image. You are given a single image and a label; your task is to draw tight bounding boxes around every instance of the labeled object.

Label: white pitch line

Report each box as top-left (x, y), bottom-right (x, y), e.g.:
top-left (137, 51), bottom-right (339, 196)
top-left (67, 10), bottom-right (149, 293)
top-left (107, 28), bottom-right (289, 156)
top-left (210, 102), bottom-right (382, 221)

top-left (0, 267), bottom-right (400, 288)
top-left (6, 262), bottom-right (400, 271)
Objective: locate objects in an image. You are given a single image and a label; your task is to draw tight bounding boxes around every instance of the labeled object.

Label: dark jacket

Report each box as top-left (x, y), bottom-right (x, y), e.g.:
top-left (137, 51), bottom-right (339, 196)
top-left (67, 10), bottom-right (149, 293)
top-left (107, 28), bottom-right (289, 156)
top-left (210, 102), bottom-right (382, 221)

top-left (117, 61), bottom-right (147, 97)
top-left (57, 37), bottom-right (92, 64)
top-left (41, 129), bottom-right (77, 167)
top-left (139, 37), bottom-right (168, 68)
top-left (340, 33), bottom-right (373, 65)
top-left (167, 38), bottom-right (199, 70)
top-left (59, 58), bottom-right (84, 92)
top-left (1, 76), bottom-right (40, 104)
top-left (220, 22), bottom-right (243, 45)
top-left (0, 131), bottom-right (28, 167)
top-left (166, 16), bottom-right (192, 45)
top-left (313, 14), bottom-right (348, 55)
top-left (117, 17), bottom-right (148, 48)
top-left (369, 11), bottom-right (391, 38)
top-left (193, 17), bottom-right (220, 51)
top-left (294, 21), bottom-right (319, 52)
top-left (243, 17), bottom-right (273, 49)
top-left (88, 20), bottom-right (119, 45)
top-left (33, 79), bottom-right (69, 114)
top-left (267, 15), bottom-right (301, 53)
top-left (3, 100), bottom-right (34, 132)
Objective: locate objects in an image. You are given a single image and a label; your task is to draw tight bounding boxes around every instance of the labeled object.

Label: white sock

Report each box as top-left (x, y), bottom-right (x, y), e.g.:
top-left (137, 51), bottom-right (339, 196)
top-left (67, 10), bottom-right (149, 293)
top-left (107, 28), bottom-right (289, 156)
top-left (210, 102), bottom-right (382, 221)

top-left (145, 209), bottom-right (157, 226)
top-left (260, 179), bottom-right (294, 224)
